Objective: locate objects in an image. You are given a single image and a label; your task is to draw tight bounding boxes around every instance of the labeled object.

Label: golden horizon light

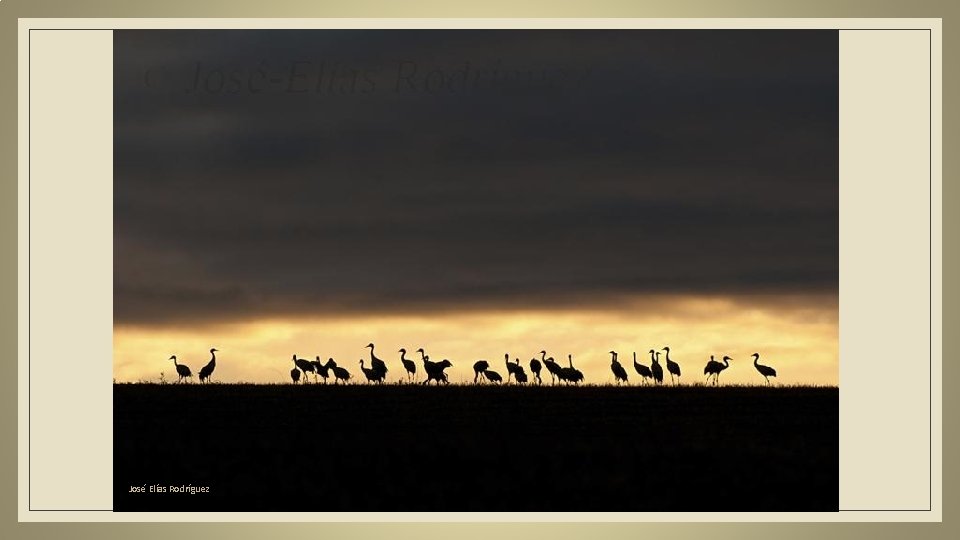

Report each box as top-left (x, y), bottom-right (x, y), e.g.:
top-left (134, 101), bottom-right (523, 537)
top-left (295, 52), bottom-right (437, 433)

top-left (114, 292), bottom-right (838, 387)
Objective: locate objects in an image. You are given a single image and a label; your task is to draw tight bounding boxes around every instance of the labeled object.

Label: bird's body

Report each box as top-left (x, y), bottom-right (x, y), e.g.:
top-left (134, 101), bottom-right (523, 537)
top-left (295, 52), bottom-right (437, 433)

top-left (365, 343), bottom-right (387, 383)
top-left (753, 353), bottom-right (777, 384)
top-left (168, 355), bottom-right (192, 383)
top-left (663, 347), bottom-right (681, 385)
top-left (529, 358), bottom-right (543, 385)
top-left (473, 360), bottom-right (490, 384)
top-left (610, 351), bottom-right (628, 384)
top-left (313, 356), bottom-right (331, 383)
top-left (703, 355), bottom-right (730, 386)
top-left (505, 354), bottom-right (523, 383)
top-left (330, 360), bottom-right (351, 384)
top-left (360, 359), bottom-right (380, 383)
top-left (541, 351), bottom-right (562, 385)
top-left (293, 354), bottom-right (315, 380)
top-left (290, 367), bottom-right (301, 384)
top-left (561, 354), bottom-right (584, 385)
top-left (650, 350), bottom-right (664, 385)
top-left (483, 369), bottom-right (503, 384)
top-left (633, 352), bottom-right (652, 384)
top-left (514, 366), bottom-right (528, 384)
top-left (423, 358), bottom-right (452, 385)
top-left (399, 349), bottom-right (417, 382)
top-left (198, 348), bottom-right (217, 383)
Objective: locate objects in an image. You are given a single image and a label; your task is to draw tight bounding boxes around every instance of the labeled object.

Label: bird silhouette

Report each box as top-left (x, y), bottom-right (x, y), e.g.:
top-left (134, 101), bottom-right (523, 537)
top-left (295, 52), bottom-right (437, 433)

top-left (610, 351), bottom-right (629, 385)
top-left (529, 358), bottom-right (543, 385)
top-left (168, 355), bottom-right (192, 383)
top-left (473, 360), bottom-right (490, 384)
top-left (399, 348), bottom-right (417, 383)
top-left (198, 348), bottom-right (217, 383)
top-left (290, 366), bottom-right (301, 384)
top-left (483, 369), bottom-right (503, 384)
top-left (541, 350), bottom-right (562, 385)
top-left (514, 362), bottom-right (528, 384)
top-left (753, 353), bottom-right (777, 384)
top-left (505, 354), bottom-right (524, 383)
top-left (292, 354), bottom-right (316, 381)
top-left (312, 356), bottom-right (331, 383)
top-left (359, 359), bottom-right (380, 384)
top-left (330, 360), bottom-right (351, 384)
top-left (632, 352), bottom-right (652, 384)
top-left (663, 346), bottom-right (681, 385)
top-left (422, 357), bottom-right (452, 385)
top-left (703, 355), bottom-right (731, 386)
top-left (560, 354), bottom-right (584, 385)
top-left (365, 343), bottom-right (387, 383)
top-left (650, 350), bottom-right (664, 385)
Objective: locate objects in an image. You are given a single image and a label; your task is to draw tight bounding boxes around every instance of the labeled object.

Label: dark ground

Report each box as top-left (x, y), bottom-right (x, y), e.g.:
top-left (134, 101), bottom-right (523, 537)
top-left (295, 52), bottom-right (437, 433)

top-left (113, 383), bottom-right (838, 512)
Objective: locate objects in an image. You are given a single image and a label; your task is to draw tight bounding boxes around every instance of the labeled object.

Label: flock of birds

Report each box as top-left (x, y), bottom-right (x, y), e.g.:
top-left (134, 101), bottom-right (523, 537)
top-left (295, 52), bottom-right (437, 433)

top-left (165, 343), bottom-right (779, 386)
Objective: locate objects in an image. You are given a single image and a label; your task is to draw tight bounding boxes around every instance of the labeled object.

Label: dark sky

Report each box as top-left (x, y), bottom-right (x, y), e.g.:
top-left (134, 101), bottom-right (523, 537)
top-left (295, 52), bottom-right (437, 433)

top-left (114, 30), bottom-right (838, 326)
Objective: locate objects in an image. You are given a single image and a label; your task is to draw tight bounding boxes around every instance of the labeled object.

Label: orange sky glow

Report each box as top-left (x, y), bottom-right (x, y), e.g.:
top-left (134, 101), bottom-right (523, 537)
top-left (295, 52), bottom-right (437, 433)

top-left (114, 292), bottom-right (838, 386)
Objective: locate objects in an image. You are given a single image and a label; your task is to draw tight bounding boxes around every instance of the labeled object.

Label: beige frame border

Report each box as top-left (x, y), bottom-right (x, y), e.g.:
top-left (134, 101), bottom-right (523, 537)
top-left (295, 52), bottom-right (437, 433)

top-left (0, 5), bottom-right (949, 537)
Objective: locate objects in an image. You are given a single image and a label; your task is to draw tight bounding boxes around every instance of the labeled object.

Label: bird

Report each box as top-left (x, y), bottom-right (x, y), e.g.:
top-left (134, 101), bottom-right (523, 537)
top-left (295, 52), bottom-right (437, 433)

top-left (330, 361), bottom-right (351, 384)
top-left (610, 351), bottom-right (628, 385)
top-left (168, 355), bottom-right (192, 383)
top-left (703, 355), bottom-right (721, 384)
top-left (359, 359), bottom-right (380, 384)
top-left (505, 354), bottom-right (524, 383)
top-left (483, 369), bottom-right (503, 384)
top-left (529, 358), bottom-right (543, 385)
top-left (753, 353), bottom-right (777, 384)
top-left (473, 360), bottom-right (490, 384)
top-left (649, 350), bottom-right (664, 385)
top-left (663, 346), bottom-right (681, 385)
top-left (365, 343), bottom-right (387, 382)
top-left (541, 350), bottom-right (562, 385)
top-left (290, 367), bottom-right (301, 384)
top-left (423, 358), bottom-right (453, 385)
top-left (632, 352), bottom-right (652, 384)
top-left (399, 348), bottom-right (417, 383)
top-left (312, 356), bottom-right (331, 383)
top-left (514, 364), bottom-right (528, 384)
top-left (198, 348), bottom-right (217, 383)
top-left (560, 354), bottom-right (584, 385)
top-left (292, 354), bottom-right (316, 380)
top-left (703, 355), bottom-right (730, 386)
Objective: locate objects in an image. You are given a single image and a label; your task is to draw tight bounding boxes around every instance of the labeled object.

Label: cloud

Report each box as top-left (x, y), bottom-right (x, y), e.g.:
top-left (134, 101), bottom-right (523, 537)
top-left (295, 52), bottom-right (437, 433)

top-left (114, 30), bottom-right (838, 325)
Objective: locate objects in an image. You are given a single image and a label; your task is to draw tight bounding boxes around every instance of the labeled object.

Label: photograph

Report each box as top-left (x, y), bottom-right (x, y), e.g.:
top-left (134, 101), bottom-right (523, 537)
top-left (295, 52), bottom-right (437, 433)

top-left (111, 29), bottom-right (839, 512)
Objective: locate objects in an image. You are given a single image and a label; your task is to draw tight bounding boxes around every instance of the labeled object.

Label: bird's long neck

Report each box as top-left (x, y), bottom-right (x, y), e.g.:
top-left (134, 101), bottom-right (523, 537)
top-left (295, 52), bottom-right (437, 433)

top-left (633, 352), bottom-right (638, 365)
top-left (210, 350), bottom-right (216, 363)
top-left (664, 349), bottom-right (671, 362)
top-left (568, 355), bottom-right (573, 368)
top-left (754, 356), bottom-right (759, 367)
top-left (649, 351), bottom-right (655, 362)
top-left (540, 351), bottom-right (546, 361)
top-left (368, 346), bottom-right (375, 359)
top-left (400, 350), bottom-right (406, 361)
top-left (418, 350), bottom-right (425, 360)
top-left (172, 358), bottom-right (178, 367)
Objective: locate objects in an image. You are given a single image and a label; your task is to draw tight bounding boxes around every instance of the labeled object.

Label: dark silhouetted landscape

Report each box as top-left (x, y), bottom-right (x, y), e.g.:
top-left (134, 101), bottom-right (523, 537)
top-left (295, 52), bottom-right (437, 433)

top-left (114, 383), bottom-right (838, 512)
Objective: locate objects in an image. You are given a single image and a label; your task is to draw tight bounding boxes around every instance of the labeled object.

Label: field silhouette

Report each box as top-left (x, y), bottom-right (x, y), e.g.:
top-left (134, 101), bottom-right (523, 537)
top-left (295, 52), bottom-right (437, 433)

top-left (113, 383), bottom-right (837, 512)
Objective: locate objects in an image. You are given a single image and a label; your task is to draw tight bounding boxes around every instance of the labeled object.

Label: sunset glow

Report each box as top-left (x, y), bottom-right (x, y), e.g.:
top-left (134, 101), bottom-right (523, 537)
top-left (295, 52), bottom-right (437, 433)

top-left (114, 293), bottom-right (837, 386)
